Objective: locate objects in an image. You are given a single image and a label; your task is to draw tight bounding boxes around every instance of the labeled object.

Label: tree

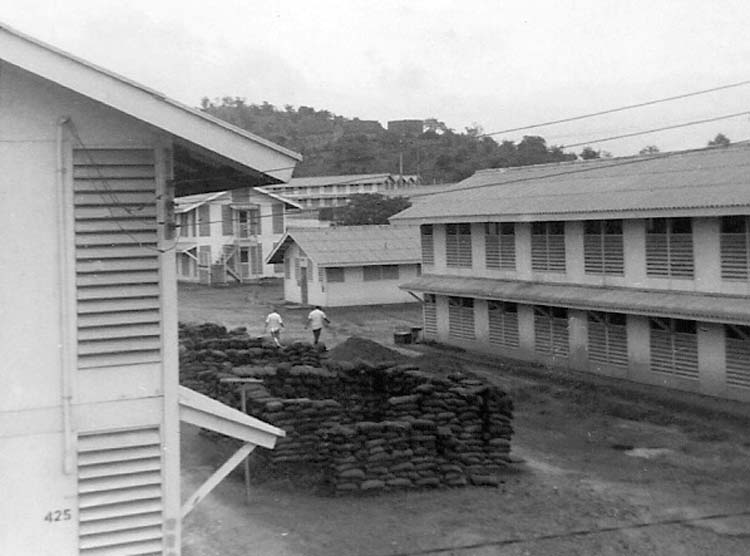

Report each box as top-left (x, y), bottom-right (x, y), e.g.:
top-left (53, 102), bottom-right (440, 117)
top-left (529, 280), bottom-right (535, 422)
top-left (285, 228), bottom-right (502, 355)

top-left (333, 193), bottom-right (412, 226)
top-left (708, 133), bottom-right (730, 147)
top-left (579, 146), bottom-right (601, 160)
top-left (639, 145), bottom-right (660, 155)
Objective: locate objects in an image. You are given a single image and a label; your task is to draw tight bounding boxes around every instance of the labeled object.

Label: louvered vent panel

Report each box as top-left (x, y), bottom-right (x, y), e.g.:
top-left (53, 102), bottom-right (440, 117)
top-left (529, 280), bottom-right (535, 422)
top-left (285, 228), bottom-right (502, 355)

top-left (603, 235), bottom-right (625, 274)
top-left (669, 235), bottom-right (694, 278)
top-left (547, 236), bottom-right (566, 272)
top-left (646, 234), bottom-right (669, 277)
top-left (499, 235), bottom-right (516, 270)
top-left (535, 311), bottom-right (568, 357)
top-left (73, 149), bottom-right (161, 369)
top-left (485, 235), bottom-right (500, 269)
top-left (588, 322), bottom-right (627, 367)
top-left (649, 331), bottom-right (698, 379)
top-left (448, 302), bottom-right (474, 340)
top-left (530, 235), bottom-right (547, 272)
top-left (726, 337), bottom-right (750, 388)
top-left (423, 302), bottom-right (437, 335)
top-left (720, 234), bottom-right (749, 280)
top-left (421, 227), bottom-right (434, 266)
top-left (583, 235), bottom-right (604, 274)
top-left (551, 318), bottom-right (569, 357)
top-left (78, 427), bottom-right (163, 555)
top-left (488, 306), bottom-right (519, 348)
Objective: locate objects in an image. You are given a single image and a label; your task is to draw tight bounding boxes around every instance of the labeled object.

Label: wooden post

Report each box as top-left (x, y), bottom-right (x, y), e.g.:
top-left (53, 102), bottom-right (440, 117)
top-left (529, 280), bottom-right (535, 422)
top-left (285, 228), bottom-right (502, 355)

top-left (219, 378), bottom-right (263, 505)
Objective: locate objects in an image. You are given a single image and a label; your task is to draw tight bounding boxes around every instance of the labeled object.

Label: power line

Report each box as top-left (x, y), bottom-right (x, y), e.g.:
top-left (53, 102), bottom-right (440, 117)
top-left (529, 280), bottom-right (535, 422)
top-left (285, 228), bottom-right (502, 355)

top-left (560, 111), bottom-right (749, 149)
top-left (480, 78), bottom-right (750, 138)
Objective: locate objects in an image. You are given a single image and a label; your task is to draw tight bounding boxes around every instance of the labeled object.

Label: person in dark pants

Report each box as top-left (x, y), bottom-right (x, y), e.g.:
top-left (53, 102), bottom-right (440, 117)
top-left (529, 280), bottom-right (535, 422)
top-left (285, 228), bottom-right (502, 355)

top-left (305, 306), bottom-right (330, 345)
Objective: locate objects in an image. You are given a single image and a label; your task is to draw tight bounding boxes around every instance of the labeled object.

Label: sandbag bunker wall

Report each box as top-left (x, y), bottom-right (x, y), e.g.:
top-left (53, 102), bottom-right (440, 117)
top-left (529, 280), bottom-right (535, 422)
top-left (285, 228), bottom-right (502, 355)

top-left (179, 323), bottom-right (514, 493)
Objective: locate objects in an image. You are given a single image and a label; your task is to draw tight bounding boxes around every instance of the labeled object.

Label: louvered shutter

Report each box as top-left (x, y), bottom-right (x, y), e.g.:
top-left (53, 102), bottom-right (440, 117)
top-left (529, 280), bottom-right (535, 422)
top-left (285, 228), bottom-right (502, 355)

top-left (534, 306), bottom-right (568, 357)
top-left (448, 297), bottom-right (475, 340)
top-left (423, 295), bottom-right (437, 335)
top-left (221, 205), bottom-right (233, 235)
top-left (726, 325), bottom-right (750, 388)
top-left (485, 224), bottom-right (500, 269)
top-left (488, 301), bottom-right (519, 348)
top-left (73, 149), bottom-right (161, 369)
top-left (421, 225), bottom-right (434, 265)
top-left (78, 427), bottom-right (163, 555)
top-left (721, 233), bottom-right (749, 280)
top-left (649, 318), bottom-right (698, 379)
top-left (587, 312), bottom-right (628, 367)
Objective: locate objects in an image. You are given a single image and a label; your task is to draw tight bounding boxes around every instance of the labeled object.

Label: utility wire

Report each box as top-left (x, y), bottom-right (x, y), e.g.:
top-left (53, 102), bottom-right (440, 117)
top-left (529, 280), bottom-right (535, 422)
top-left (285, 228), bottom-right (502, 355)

top-left (560, 111), bottom-right (749, 149)
top-left (480, 78), bottom-right (750, 138)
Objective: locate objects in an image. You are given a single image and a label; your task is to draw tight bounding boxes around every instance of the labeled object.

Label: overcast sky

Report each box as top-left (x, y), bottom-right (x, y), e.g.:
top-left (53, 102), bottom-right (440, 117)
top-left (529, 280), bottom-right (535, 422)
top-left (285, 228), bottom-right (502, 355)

top-left (5, 1), bottom-right (750, 156)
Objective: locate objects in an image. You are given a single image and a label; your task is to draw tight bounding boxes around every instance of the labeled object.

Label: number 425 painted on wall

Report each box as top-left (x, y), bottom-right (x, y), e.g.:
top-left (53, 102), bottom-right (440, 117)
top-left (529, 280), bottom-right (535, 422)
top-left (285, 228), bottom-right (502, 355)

top-left (44, 509), bottom-right (72, 522)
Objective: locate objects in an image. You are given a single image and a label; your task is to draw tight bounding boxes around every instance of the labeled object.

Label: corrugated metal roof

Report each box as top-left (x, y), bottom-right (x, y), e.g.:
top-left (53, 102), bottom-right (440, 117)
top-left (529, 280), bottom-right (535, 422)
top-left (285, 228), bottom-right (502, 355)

top-left (266, 225), bottom-right (420, 266)
top-left (391, 144), bottom-right (750, 223)
top-left (266, 174), bottom-right (422, 189)
top-left (400, 274), bottom-right (750, 325)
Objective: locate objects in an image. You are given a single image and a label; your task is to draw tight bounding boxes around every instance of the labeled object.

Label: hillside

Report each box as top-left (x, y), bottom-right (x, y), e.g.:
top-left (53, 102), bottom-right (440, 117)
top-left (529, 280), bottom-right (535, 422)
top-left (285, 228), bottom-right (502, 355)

top-left (200, 97), bottom-right (577, 183)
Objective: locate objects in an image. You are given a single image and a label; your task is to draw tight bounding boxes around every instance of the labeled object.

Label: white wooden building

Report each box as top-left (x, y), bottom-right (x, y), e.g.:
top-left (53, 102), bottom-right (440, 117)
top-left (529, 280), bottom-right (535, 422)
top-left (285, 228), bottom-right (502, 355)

top-left (175, 187), bottom-right (300, 283)
top-left (0, 22), bottom-right (300, 555)
top-left (392, 144), bottom-right (750, 402)
top-left (266, 225), bottom-right (421, 306)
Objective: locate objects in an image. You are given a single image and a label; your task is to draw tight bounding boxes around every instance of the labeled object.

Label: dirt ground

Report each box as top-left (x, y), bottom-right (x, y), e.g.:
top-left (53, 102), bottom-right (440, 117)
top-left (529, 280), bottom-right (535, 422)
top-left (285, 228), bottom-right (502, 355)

top-left (179, 281), bottom-right (750, 556)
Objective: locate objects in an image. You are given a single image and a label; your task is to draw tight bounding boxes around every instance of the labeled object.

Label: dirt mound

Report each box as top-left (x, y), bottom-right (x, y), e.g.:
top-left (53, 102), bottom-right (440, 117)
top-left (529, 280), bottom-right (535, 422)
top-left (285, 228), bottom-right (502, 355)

top-left (328, 336), bottom-right (408, 363)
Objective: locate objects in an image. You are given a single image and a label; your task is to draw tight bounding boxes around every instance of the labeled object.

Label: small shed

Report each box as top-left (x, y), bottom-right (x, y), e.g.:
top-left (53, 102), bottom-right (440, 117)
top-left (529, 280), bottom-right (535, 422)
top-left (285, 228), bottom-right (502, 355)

top-left (266, 224), bottom-right (421, 306)
top-left (0, 22), bottom-right (299, 555)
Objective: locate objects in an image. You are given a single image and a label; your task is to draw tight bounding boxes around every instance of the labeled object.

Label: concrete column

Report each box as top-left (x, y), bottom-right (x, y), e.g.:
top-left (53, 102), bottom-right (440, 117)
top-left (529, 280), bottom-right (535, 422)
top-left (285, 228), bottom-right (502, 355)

top-left (624, 219), bottom-right (646, 288)
top-left (566, 221), bottom-right (585, 283)
top-left (568, 309), bottom-right (588, 371)
top-left (627, 314), bottom-right (651, 382)
top-left (516, 222), bottom-right (532, 280)
top-left (698, 321), bottom-right (726, 397)
top-left (693, 217), bottom-right (721, 293)
top-left (517, 303), bottom-right (535, 357)
top-left (434, 224), bottom-right (447, 273)
top-left (473, 298), bottom-right (490, 346)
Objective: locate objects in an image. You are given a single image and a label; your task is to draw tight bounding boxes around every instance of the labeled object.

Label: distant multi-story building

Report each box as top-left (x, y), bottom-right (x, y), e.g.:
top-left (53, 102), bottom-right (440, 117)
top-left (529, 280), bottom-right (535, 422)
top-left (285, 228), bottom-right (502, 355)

top-left (263, 173), bottom-right (421, 209)
top-left (175, 187), bottom-right (300, 283)
top-left (392, 144), bottom-right (750, 402)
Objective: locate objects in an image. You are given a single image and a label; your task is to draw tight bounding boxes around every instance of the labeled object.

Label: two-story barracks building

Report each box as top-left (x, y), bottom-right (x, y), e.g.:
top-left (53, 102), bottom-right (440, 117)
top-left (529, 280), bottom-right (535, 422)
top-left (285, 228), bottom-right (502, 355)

top-left (393, 144), bottom-right (750, 402)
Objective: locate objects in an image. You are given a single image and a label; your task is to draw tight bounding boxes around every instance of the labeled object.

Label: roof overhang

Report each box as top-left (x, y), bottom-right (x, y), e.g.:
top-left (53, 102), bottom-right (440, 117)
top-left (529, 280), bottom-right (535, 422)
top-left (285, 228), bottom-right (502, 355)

top-left (0, 22), bottom-right (301, 194)
top-left (401, 274), bottom-right (750, 326)
top-left (178, 386), bottom-right (284, 449)
top-left (265, 232), bottom-right (294, 264)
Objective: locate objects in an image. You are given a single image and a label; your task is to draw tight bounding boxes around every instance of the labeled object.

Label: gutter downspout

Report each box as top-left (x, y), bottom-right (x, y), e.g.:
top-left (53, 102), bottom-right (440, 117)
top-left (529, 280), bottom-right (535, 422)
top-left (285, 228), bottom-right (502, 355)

top-left (56, 116), bottom-right (75, 474)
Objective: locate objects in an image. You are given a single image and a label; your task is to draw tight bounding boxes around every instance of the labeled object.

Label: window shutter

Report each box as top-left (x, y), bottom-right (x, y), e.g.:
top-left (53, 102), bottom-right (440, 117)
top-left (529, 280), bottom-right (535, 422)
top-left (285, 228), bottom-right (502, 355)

top-left (423, 294), bottom-right (437, 335)
top-left (726, 325), bottom-right (750, 388)
top-left (198, 204), bottom-right (210, 236)
top-left (587, 312), bottom-right (627, 367)
top-left (272, 203), bottom-right (284, 234)
top-left (488, 301), bottom-right (519, 348)
top-left (78, 427), bottom-right (163, 555)
top-left (448, 297), bottom-right (474, 340)
top-left (421, 225), bottom-right (434, 265)
top-left (73, 149), bottom-right (161, 369)
top-left (649, 318), bottom-right (698, 379)
top-left (221, 205), bottom-right (233, 235)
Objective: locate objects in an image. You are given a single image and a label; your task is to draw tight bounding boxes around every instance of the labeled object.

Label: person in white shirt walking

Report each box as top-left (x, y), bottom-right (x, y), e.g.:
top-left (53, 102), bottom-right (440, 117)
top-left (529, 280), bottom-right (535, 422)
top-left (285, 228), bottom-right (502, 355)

top-left (264, 308), bottom-right (284, 347)
top-left (305, 306), bottom-right (330, 345)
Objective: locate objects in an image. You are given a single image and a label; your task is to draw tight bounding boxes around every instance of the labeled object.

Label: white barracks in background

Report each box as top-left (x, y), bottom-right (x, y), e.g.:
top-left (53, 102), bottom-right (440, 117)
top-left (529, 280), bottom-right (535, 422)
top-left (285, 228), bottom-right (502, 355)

top-left (392, 144), bottom-right (750, 402)
top-left (174, 186), bottom-right (301, 284)
top-left (0, 22), bottom-right (299, 555)
top-left (263, 173), bottom-right (421, 209)
top-left (266, 225), bottom-right (421, 306)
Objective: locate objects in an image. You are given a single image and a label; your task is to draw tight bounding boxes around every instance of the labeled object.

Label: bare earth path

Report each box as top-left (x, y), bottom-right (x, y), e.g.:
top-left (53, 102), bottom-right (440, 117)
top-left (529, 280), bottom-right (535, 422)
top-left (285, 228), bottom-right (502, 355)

top-left (179, 282), bottom-right (750, 555)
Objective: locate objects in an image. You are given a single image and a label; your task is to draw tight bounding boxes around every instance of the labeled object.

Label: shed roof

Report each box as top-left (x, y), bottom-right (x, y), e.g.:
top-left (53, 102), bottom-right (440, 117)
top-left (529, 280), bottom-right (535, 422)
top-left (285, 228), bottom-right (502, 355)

top-left (266, 225), bottom-right (420, 266)
top-left (390, 143), bottom-right (750, 224)
top-left (400, 274), bottom-right (750, 326)
top-left (0, 21), bottom-right (301, 190)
